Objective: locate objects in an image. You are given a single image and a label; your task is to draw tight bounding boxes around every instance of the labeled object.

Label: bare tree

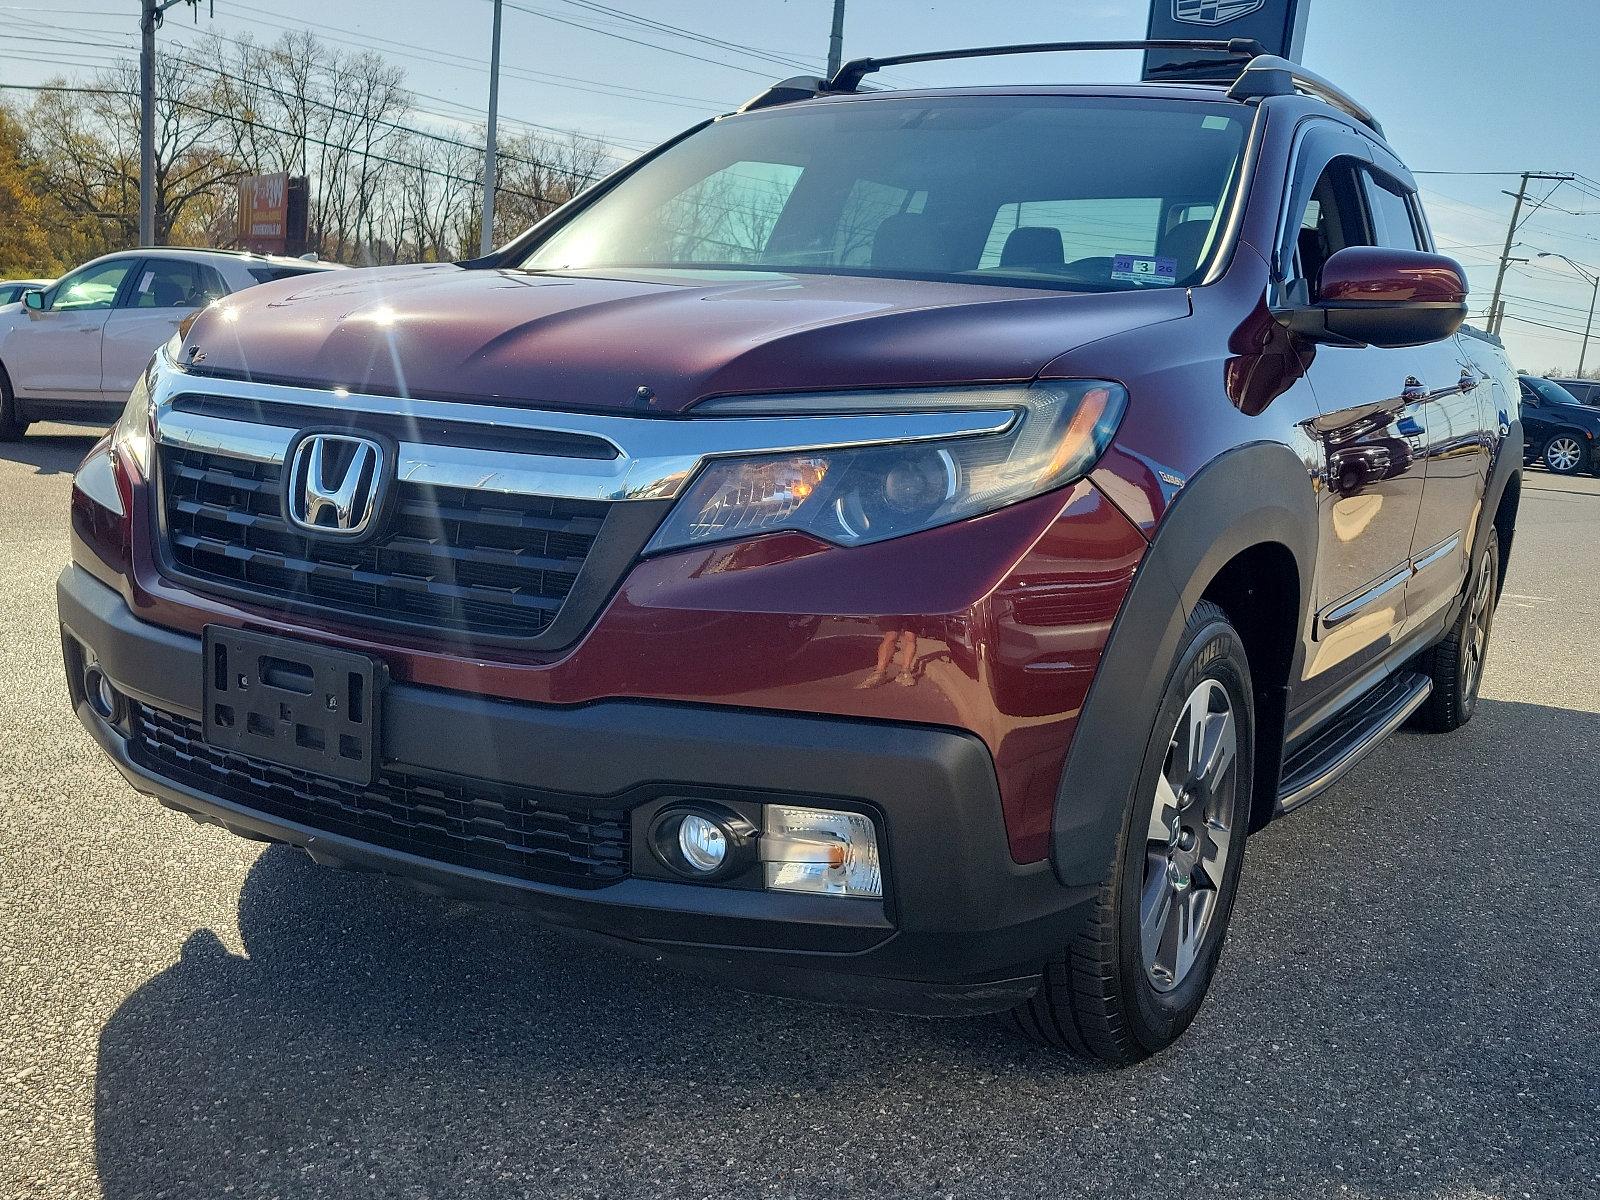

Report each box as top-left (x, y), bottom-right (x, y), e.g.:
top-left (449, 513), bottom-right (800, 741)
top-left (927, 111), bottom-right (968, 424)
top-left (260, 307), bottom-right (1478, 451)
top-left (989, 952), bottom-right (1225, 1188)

top-left (18, 30), bottom-right (626, 265)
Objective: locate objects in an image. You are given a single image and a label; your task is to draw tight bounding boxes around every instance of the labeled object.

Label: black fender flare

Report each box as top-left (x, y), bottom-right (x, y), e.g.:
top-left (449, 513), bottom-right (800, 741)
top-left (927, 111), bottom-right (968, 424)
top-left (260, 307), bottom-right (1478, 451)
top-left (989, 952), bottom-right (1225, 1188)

top-left (1051, 442), bottom-right (1319, 887)
top-left (1470, 414), bottom-right (1522, 587)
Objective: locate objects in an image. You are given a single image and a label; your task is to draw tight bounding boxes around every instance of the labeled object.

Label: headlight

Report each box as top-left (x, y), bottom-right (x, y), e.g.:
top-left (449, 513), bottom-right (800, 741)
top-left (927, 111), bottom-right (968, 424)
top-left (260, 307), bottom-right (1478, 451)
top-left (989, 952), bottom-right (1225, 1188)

top-left (645, 381), bottom-right (1126, 552)
top-left (111, 332), bottom-right (181, 477)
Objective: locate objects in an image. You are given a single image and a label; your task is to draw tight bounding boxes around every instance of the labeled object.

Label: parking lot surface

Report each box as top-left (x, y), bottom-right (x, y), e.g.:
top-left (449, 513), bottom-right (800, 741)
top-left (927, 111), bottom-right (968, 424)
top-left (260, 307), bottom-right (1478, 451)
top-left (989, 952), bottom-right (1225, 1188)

top-left (2, 426), bottom-right (1596, 1200)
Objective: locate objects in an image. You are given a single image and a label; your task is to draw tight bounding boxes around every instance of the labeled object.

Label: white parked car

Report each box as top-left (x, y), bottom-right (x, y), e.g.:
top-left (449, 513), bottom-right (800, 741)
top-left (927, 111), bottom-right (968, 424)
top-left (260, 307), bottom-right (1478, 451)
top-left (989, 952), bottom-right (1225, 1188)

top-left (0, 279), bottom-right (53, 306)
top-left (0, 249), bottom-right (341, 439)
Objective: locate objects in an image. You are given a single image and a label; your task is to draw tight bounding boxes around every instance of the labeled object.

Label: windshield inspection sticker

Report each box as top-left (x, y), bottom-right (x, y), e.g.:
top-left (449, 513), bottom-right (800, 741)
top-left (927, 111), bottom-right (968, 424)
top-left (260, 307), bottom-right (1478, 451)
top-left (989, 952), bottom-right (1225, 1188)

top-left (1111, 254), bottom-right (1177, 286)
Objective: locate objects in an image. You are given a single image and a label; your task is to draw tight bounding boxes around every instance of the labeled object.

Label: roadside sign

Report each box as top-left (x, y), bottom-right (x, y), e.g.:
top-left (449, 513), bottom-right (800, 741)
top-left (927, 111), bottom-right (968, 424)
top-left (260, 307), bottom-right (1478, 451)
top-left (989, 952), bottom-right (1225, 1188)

top-left (1142, 0), bottom-right (1309, 81)
top-left (237, 173), bottom-right (309, 255)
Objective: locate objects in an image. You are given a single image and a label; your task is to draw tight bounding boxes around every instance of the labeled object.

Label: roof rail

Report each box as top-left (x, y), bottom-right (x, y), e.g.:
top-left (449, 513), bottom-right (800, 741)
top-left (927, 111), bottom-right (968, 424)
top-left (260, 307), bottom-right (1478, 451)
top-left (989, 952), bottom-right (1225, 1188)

top-left (738, 75), bottom-right (829, 113)
top-left (1228, 55), bottom-right (1383, 136)
top-left (827, 39), bottom-right (1265, 93)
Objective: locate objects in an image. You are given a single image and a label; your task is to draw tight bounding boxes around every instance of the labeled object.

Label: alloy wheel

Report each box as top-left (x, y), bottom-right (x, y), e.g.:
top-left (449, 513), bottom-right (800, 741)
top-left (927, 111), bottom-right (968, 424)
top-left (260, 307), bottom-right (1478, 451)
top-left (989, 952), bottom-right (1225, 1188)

top-left (1141, 678), bottom-right (1238, 993)
top-left (1546, 437), bottom-right (1582, 473)
top-left (1461, 548), bottom-right (1495, 701)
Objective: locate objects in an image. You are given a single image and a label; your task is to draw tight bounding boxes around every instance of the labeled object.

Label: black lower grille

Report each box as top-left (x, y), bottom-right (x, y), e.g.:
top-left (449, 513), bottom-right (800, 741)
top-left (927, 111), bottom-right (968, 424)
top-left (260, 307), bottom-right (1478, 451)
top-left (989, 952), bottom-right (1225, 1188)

top-left (159, 445), bottom-right (608, 639)
top-left (129, 703), bottom-right (630, 888)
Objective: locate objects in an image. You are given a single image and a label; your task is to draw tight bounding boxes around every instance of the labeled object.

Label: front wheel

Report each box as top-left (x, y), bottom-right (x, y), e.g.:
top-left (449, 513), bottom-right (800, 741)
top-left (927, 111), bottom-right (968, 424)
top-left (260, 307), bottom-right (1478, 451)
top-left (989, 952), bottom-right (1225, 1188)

top-left (1412, 530), bottom-right (1499, 733)
top-left (1543, 434), bottom-right (1585, 475)
top-left (0, 367), bottom-right (26, 442)
top-left (1010, 601), bottom-right (1254, 1064)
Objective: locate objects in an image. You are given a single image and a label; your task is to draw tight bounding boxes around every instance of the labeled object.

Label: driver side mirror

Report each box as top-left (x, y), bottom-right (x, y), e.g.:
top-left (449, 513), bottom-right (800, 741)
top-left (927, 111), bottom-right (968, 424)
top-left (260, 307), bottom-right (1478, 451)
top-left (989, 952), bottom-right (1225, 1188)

top-left (23, 289), bottom-right (45, 311)
top-left (1278, 246), bottom-right (1469, 348)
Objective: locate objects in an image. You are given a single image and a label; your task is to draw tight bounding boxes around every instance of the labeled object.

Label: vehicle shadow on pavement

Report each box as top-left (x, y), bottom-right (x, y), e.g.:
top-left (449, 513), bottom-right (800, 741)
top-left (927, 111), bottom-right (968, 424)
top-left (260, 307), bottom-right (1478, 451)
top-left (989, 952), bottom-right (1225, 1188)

top-left (90, 698), bottom-right (1596, 1199)
top-left (0, 431), bottom-right (99, 476)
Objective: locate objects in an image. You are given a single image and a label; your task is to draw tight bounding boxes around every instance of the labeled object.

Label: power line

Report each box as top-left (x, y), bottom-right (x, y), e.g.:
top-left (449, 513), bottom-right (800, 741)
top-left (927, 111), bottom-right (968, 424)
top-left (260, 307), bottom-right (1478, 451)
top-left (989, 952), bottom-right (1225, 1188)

top-left (551, 0), bottom-right (819, 72)
top-left (1, 30), bottom-right (636, 179)
top-left (0, 81), bottom-right (565, 207)
top-left (500, 0), bottom-right (784, 79)
top-left (1501, 312), bottom-right (1589, 338)
top-left (208, 1), bottom-right (736, 112)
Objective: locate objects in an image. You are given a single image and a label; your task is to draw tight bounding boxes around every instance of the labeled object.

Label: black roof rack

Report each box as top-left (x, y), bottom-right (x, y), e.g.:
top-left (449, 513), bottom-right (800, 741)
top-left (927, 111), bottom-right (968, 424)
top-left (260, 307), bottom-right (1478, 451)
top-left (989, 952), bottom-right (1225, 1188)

top-left (826, 38), bottom-right (1265, 92)
top-left (1228, 55), bottom-right (1383, 136)
top-left (737, 40), bottom-right (1383, 137)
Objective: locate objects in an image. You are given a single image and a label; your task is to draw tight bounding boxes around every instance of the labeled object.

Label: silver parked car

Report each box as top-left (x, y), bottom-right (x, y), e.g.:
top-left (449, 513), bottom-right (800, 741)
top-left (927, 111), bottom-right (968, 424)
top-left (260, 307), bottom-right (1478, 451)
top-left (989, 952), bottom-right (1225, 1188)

top-left (0, 249), bottom-right (341, 439)
top-left (0, 279), bottom-right (53, 306)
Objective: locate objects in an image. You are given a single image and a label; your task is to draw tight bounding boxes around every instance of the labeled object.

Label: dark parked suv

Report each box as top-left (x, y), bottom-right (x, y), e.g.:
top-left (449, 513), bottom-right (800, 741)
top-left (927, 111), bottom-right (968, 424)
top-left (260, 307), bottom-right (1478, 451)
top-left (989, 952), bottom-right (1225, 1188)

top-left (1546, 377), bottom-right (1600, 407)
top-left (1519, 374), bottom-right (1600, 474)
top-left (59, 42), bottom-right (1520, 1065)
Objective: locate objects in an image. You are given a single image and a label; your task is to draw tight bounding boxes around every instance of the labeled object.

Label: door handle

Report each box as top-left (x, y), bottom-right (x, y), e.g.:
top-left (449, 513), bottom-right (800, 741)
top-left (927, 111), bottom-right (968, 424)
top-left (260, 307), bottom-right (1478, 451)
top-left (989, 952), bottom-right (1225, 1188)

top-left (1401, 376), bottom-right (1428, 404)
top-left (1458, 369), bottom-right (1481, 392)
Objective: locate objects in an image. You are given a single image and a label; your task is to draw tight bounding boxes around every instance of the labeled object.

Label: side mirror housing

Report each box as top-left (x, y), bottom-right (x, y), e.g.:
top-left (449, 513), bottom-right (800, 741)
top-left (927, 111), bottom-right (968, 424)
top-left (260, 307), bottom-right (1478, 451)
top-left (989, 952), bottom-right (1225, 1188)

top-left (23, 289), bottom-right (45, 311)
top-left (1280, 246), bottom-right (1469, 348)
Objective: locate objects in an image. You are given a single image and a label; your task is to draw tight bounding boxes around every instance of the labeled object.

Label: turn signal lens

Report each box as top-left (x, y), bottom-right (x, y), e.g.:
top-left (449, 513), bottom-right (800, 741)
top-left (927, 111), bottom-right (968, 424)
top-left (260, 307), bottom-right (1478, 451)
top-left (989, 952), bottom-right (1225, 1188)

top-left (761, 805), bottom-right (882, 899)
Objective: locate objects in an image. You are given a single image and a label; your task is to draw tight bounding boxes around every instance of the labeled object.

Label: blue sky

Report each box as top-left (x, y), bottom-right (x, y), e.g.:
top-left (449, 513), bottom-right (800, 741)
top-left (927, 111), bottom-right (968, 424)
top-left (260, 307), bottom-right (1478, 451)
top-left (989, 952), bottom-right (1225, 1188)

top-left (5, 0), bottom-right (1600, 371)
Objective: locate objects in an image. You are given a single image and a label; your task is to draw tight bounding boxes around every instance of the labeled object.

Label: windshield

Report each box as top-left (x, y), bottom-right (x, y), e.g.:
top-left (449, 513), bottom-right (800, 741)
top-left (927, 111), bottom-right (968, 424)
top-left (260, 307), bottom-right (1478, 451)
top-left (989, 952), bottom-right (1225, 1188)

top-left (1523, 376), bottom-right (1582, 406)
top-left (519, 95), bottom-right (1251, 292)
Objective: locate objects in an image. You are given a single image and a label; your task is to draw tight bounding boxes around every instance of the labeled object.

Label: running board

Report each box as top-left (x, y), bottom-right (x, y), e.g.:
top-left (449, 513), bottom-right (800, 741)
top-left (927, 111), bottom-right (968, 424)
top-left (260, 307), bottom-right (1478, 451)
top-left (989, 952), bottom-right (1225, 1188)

top-left (1276, 671), bottom-right (1432, 813)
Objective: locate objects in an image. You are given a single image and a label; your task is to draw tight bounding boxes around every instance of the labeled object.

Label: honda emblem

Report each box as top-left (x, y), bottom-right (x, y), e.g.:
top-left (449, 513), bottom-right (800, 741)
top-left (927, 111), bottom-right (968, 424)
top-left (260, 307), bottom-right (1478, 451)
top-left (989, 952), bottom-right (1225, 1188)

top-left (284, 432), bottom-right (386, 537)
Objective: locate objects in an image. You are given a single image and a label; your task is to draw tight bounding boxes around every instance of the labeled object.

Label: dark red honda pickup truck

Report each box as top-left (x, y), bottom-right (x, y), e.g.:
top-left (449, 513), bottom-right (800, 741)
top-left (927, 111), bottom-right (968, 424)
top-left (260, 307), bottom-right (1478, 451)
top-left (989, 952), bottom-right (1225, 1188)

top-left (57, 42), bottom-right (1520, 1064)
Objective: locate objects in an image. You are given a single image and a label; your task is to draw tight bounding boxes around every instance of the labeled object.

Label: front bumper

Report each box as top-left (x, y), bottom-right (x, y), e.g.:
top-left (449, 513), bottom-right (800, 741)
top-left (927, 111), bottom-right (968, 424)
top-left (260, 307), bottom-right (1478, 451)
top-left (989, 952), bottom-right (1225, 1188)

top-left (59, 565), bottom-right (1097, 1015)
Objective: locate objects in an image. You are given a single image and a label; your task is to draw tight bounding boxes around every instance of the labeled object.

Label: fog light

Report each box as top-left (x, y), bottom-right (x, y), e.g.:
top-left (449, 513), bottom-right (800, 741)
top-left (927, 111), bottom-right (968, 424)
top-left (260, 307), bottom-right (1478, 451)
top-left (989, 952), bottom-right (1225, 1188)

top-left (648, 805), bottom-right (755, 881)
top-left (761, 805), bottom-right (882, 898)
top-left (677, 814), bottom-right (727, 873)
top-left (84, 664), bottom-right (121, 722)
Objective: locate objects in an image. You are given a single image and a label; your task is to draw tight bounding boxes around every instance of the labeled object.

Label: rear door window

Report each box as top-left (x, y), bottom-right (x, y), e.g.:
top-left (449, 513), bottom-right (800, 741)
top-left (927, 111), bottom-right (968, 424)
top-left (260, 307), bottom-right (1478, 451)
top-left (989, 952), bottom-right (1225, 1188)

top-left (129, 259), bottom-right (219, 309)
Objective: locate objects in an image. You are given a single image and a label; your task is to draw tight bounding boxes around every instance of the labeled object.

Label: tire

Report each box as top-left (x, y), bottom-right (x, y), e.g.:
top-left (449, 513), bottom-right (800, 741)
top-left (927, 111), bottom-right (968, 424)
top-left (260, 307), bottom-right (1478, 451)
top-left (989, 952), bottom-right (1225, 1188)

top-left (1543, 433), bottom-right (1585, 475)
top-left (1008, 600), bottom-right (1254, 1065)
top-left (0, 366), bottom-right (27, 442)
top-left (1412, 529), bottom-right (1499, 733)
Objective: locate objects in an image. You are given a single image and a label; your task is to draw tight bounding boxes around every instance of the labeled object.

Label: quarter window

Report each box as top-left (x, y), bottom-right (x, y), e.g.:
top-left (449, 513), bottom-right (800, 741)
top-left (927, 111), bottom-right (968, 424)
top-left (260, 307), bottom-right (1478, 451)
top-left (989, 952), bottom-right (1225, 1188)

top-left (1362, 172), bottom-right (1422, 251)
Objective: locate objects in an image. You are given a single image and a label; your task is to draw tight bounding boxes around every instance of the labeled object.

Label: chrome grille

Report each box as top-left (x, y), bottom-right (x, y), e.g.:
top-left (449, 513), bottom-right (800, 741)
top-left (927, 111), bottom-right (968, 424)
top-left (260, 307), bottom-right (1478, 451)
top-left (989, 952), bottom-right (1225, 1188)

top-left (159, 444), bottom-right (608, 639)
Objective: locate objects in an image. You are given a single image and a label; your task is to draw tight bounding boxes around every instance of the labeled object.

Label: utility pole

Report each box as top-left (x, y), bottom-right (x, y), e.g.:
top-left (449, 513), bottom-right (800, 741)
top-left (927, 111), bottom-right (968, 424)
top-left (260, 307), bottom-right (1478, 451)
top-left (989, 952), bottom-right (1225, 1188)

top-left (826, 0), bottom-right (846, 79)
top-left (1487, 171), bottom-right (1572, 336)
top-left (480, 0), bottom-right (504, 256)
top-left (138, 0), bottom-right (207, 248)
top-left (1537, 252), bottom-right (1600, 376)
top-left (139, 0), bottom-right (157, 247)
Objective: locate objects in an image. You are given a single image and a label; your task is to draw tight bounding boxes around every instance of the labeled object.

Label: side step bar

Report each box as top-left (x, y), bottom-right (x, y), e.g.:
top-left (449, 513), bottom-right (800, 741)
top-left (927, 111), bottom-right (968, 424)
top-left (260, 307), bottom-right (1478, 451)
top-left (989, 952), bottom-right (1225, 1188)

top-left (1277, 671), bottom-right (1432, 813)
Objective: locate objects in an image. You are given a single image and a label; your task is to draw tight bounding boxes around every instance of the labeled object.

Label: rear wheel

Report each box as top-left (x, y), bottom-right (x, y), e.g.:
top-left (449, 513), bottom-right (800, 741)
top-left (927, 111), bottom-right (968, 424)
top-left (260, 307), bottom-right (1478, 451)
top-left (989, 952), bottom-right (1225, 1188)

top-left (1543, 434), bottom-right (1584, 475)
top-left (1009, 601), bottom-right (1254, 1065)
top-left (0, 367), bottom-right (26, 441)
top-left (1413, 530), bottom-right (1498, 733)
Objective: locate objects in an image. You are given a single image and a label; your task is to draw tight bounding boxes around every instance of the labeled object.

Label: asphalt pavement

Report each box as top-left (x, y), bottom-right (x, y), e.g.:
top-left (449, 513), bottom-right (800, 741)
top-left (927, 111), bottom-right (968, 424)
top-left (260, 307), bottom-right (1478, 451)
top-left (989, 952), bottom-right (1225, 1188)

top-left (2, 425), bottom-right (1596, 1200)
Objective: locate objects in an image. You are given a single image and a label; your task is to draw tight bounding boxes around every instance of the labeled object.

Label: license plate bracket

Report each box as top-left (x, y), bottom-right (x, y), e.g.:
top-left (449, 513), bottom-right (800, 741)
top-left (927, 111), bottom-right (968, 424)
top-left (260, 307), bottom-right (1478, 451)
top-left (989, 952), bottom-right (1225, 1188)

top-left (202, 626), bottom-right (385, 785)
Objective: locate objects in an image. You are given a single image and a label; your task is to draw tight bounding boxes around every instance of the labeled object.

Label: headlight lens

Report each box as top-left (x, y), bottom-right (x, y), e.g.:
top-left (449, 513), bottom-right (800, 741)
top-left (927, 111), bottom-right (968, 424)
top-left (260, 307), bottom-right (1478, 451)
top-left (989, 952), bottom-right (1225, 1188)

top-left (645, 380), bottom-right (1126, 553)
top-left (111, 332), bottom-right (181, 477)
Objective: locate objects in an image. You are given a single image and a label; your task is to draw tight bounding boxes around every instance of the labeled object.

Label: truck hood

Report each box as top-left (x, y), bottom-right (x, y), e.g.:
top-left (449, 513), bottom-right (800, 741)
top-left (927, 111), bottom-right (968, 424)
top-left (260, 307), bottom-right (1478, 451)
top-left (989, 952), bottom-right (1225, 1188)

top-left (182, 263), bottom-right (1189, 414)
